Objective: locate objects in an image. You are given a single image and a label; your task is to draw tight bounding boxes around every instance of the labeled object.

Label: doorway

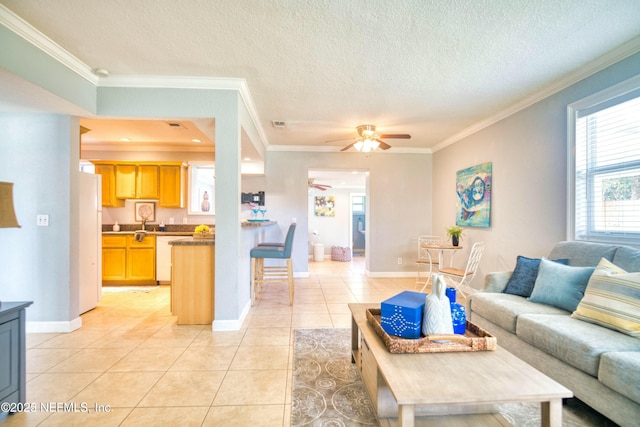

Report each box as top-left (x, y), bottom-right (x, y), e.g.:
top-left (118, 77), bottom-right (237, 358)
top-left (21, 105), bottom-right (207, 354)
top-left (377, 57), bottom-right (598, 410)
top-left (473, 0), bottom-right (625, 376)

top-left (308, 169), bottom-right (367, 261)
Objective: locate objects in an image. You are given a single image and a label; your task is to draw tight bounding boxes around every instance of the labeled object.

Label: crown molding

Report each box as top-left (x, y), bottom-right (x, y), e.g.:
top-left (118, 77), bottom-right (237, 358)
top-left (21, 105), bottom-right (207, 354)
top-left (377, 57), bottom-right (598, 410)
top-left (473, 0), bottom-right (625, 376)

top-left (82, 142), bottom-right (215, 153)
top-left (433, 35), bottom-right (640, 152)
top-left (268, 144), bottom-right (432, 154)
top-left (0, 5), bottom-right (98, 84)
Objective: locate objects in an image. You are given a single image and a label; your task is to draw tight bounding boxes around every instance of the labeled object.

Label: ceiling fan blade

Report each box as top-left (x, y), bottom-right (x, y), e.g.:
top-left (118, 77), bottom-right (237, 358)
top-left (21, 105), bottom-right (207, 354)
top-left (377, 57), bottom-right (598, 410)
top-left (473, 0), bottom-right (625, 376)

top-left (340, 143), bottom-right (355, 152)
top-left (324, 137), bottom-right (354, 143)
top-left (379, 134), bottom-right (411, 139)
top-left (375, 139), bottom-right (392, 150)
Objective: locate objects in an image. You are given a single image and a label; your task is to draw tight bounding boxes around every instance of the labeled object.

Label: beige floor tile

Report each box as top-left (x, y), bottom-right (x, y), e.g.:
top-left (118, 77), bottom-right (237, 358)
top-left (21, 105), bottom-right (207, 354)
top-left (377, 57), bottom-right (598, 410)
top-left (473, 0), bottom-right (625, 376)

top-left (47, 348), bottom-right (132, 373)
top-left (26, 372), bottom-right (102, 403)
top-left (292, 314), bottom-right (334, 328)
top-left (26, 348), bottom-right (81, 373)
top-left (0, 408), bottom-right (52, 426)
top-left (108, 347), bottom-right (185, 372)
top-left (120, 406), bottom-right (209, 426)
top-left (26, 333), bottom-right (59, 348)
top-left (34, 330), bottom-right (108, 349)
top-left (241, 327), bottom-right (291, 347)
top-left (292, 303), bottom-right (329, 314)
top-left (248, 314), bottom-right (292, 329)
top-left (202, 405), bottom-right (285, 427)
top-left (331, 313), bottom-right (354, 328)
top-left (190, 329), bottom-right (246, 347)
top-left (137, 334), bottom-right (196, 348)
top-left (229, 345), bottom-right (290, 370)
top-left (169, 346), bottom-right (238, 371)
top-left (213, 370), bottom-right (288, 406)
top-left (31, 407), bottom-right (132, 427)
top-left (71, 372), bottom-right (164, 407)
top-left (137, 371), bottom-right (225, 407)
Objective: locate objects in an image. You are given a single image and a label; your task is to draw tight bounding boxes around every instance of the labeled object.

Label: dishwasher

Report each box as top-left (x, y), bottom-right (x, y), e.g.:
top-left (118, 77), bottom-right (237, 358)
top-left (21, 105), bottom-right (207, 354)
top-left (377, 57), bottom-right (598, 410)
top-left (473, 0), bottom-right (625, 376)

top-left (156, 236), bottom-right (185, 284)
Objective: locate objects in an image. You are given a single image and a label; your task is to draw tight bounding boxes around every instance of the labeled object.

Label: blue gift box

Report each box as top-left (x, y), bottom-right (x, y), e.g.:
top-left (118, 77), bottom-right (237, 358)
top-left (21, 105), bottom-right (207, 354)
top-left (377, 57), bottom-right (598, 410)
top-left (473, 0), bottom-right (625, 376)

top-left (380, 291), bottom-right (426, 339)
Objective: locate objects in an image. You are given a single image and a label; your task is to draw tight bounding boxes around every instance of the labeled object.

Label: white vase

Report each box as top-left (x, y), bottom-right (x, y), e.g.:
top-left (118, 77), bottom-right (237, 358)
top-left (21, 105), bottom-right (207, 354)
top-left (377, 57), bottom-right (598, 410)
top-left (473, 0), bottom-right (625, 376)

top-left (422, 274), bottom-right (454, 337)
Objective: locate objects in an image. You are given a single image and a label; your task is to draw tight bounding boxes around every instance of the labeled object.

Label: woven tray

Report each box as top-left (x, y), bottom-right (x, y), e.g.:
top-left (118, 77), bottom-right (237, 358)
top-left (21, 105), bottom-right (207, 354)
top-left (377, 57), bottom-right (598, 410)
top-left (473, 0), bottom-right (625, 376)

top-left (366, 308), bottom-right (496, 353)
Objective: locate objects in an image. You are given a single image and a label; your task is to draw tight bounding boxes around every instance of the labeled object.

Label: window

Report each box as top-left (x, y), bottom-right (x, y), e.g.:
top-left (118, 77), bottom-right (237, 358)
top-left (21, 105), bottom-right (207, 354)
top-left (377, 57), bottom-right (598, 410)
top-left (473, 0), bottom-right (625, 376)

top-left (188, 163), bottom-right (215, 215)
top-left (568, 75), bottom-right (640, 244)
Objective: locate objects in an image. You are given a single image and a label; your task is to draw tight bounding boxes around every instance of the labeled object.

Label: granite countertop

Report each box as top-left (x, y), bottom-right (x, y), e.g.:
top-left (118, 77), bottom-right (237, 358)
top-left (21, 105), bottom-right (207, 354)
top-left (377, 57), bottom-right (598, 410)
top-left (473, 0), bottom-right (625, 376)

top-left (102, 230), bottom-right (195, 236)
top-left (169, 237), bottom-right (215, 246)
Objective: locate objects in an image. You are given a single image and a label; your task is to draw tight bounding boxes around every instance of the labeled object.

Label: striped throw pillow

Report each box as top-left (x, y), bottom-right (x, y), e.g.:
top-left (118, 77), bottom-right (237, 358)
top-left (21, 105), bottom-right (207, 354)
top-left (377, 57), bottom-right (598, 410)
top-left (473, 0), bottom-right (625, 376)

top-left (572, 258), bottom-right (640, 337)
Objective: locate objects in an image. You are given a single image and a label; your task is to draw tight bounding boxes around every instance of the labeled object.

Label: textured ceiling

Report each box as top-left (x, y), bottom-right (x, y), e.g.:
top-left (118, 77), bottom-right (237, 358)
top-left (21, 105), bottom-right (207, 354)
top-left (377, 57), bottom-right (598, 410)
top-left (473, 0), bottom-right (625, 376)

top-left (1, 0), bottom-right (640, 152)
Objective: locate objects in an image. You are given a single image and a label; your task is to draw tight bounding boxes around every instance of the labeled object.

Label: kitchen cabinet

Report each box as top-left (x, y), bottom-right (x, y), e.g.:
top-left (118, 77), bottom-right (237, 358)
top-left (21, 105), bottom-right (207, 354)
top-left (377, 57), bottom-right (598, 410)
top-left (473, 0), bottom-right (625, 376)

top-left (0, 302), bottom-right (32, 411)
top-left (159, 164), bottom-right (185, 208)
top-left (102, 234), bottom-right (156, 284)
top-left (94, 164), bottom-right (124, 207)
top-left (116, 164), bottom-right (158, 199)
top-left (171, 240), bottom-right (215, 324)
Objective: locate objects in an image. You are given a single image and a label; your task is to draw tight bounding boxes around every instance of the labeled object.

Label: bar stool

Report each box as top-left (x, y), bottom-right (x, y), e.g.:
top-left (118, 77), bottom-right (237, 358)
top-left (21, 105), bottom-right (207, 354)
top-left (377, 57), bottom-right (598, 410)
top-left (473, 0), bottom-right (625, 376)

top-left (250, 223), bottom-right (296, 306)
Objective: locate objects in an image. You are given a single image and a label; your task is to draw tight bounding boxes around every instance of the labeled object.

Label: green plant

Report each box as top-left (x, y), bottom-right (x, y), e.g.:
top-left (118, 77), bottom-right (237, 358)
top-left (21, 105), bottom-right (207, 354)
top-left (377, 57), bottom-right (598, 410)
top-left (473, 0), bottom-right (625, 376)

top-left (445, 225), bottom-right (464, 240)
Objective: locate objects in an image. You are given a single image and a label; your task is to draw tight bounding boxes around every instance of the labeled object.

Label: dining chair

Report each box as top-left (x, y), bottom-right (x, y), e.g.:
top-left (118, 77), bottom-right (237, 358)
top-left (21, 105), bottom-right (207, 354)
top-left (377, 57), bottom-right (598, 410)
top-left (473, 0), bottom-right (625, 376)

top-left (416, 235), bottom-right (443, 291)
top-left (439, 241), bottom-right (485, 298)
top-left (250, 223), bottom-right (296, 306)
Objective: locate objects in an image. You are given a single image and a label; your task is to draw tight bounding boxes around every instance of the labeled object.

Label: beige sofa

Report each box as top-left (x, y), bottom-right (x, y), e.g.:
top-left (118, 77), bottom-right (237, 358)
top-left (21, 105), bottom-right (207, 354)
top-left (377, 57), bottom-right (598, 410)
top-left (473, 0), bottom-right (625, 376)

top-left (468, 241), bottom-right (640, 427)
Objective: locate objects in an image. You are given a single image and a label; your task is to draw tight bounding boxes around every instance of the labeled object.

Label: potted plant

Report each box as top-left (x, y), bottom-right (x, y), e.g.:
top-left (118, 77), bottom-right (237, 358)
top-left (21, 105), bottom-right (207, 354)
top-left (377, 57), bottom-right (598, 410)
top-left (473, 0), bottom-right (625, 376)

top-left (445, 225), bottom-right (464, 247)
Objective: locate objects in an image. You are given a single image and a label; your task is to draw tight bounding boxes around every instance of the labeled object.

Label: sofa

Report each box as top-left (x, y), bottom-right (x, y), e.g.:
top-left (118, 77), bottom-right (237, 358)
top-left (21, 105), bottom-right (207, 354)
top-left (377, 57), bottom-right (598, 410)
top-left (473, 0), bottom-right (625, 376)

top-left (468, 241), bottom-right (640, 427)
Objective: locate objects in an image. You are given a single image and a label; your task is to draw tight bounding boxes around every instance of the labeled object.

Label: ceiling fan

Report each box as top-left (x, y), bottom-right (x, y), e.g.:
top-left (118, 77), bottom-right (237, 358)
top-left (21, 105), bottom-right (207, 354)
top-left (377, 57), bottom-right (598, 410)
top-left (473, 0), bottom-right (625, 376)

top-left (329, 124), bottom-right (411, 152)
top-left (308, 178), bottom-right (332, 191)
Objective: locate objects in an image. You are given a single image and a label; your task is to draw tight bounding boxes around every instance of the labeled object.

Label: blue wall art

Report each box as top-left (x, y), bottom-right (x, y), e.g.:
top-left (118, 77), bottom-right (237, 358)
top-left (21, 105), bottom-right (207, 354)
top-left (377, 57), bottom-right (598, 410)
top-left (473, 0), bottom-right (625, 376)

top-left (456, 162), bottom-right (492, 227)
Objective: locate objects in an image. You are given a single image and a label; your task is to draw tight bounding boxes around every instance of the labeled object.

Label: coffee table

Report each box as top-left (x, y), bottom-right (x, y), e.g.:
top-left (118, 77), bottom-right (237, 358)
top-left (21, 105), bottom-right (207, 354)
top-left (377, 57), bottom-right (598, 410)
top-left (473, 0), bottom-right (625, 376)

top-left (349, 303), bottom-right (572, 427)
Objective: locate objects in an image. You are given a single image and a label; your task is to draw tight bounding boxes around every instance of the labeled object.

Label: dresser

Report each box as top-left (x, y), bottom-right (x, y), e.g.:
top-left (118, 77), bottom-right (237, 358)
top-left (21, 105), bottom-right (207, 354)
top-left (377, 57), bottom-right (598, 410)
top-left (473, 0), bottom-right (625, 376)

top-left (0, 302), bottom-right (32, 411)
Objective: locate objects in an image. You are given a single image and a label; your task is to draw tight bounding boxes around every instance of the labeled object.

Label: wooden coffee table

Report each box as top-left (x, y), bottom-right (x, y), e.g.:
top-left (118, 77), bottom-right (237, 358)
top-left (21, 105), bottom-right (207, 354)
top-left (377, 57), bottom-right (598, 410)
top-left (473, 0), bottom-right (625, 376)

top-left (349, 303), bottom-right (572, 427)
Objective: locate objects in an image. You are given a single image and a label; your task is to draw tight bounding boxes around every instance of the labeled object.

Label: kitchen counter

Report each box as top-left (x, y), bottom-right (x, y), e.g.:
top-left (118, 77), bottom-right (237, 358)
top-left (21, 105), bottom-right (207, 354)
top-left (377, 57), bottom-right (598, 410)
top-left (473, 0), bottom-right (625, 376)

top-left (169, 237), bottom-right (215, 246)
top-left (102, 231), bottom-right (195, 236)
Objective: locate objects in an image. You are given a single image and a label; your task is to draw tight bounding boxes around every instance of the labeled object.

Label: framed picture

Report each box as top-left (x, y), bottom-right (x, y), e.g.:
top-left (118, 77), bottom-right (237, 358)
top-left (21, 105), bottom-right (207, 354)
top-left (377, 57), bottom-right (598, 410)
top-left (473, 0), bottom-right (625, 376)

top-left (455, 162), bottom-right (492, 227)
top-left (134, 201), bottom-right (156, 222)
top-left (315, 196), bottom-right (335, 217)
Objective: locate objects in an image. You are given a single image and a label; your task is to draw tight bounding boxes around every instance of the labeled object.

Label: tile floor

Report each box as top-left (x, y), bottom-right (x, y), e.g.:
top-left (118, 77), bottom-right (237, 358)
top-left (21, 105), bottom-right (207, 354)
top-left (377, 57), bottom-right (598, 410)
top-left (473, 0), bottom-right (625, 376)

top-left (1, 257), bottom-right (422, 427)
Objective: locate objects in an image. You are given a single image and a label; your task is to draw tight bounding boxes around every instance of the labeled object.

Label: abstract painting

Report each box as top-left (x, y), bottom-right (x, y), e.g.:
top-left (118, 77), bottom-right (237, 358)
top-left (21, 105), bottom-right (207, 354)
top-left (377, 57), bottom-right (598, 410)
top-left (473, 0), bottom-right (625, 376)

top-left (456, 162), bottom-right (491, 227)
top-left (315, 196), bottom-right (335, 217)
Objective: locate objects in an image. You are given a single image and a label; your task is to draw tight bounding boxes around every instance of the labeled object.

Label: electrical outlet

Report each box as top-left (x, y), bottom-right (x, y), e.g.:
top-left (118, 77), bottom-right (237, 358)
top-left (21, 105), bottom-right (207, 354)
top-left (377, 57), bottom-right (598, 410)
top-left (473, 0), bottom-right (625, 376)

top-left (37, 214), bottom-right (49, 226)
top-left (397, 257), bottom-right (402, 265)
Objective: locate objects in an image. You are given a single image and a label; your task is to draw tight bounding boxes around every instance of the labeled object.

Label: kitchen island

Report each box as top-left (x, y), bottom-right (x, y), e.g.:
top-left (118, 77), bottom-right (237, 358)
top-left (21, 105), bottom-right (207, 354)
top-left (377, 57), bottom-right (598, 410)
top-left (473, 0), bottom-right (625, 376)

top-left (169, 237), bottom-right (215, 325)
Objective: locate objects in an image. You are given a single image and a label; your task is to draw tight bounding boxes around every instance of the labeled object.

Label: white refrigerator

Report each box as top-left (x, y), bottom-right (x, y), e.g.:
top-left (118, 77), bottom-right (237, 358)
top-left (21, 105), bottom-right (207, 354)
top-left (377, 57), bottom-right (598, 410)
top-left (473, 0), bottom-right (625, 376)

top-left (78, 172), bottom-right (102, 314)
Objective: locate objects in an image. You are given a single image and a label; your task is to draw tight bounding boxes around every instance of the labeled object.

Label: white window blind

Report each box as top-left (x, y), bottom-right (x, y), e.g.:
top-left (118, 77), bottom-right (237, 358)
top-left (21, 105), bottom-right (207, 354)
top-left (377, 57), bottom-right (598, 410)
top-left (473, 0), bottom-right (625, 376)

top-left (569, 76), bottom-right (640, 244)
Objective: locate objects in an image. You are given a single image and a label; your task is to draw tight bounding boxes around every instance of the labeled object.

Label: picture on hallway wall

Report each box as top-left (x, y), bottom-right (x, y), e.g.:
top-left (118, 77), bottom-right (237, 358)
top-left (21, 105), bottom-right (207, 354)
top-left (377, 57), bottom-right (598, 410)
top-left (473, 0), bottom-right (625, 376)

top-left (315, 196), bottom-right (335, 217)
top-left (455, 162), bottom-right (491, 227)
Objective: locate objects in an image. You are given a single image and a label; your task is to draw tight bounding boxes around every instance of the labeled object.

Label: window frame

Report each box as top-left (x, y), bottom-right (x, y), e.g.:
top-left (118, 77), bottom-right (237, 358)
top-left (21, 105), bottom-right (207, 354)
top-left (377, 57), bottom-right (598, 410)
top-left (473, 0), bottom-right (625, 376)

top-left (567, 74), bottom-right (640, 246)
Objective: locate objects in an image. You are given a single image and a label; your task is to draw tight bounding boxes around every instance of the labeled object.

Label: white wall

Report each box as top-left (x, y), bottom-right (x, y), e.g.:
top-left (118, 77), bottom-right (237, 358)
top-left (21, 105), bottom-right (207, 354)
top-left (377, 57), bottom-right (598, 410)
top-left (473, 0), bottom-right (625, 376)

top-left (432, 51), bottom-right (640, 290)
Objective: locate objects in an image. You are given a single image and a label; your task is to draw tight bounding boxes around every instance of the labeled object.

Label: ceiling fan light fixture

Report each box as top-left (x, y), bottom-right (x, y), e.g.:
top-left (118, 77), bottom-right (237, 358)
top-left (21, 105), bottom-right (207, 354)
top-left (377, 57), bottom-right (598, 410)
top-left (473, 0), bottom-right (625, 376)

top-left (354, 140), bottom-right (364, 151)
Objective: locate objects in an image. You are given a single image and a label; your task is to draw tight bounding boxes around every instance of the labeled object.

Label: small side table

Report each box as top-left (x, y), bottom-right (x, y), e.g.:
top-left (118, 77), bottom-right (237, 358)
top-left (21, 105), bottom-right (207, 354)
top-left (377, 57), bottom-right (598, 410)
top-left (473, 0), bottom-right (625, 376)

top-left (0, 301), bottom-right (33, 411)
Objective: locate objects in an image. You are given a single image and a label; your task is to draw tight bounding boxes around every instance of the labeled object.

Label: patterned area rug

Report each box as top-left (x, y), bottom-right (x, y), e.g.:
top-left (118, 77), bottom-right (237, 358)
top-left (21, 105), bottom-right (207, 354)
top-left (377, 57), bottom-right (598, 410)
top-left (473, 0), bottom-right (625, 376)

top-left (292, 328), bottom-right (616, 427)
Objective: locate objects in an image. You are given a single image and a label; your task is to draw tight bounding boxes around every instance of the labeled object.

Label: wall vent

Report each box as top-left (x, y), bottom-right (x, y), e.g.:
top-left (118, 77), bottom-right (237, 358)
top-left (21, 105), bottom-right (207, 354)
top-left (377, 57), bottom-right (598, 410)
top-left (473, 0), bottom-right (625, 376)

top-left (272, 120), bottom-right (286, 128)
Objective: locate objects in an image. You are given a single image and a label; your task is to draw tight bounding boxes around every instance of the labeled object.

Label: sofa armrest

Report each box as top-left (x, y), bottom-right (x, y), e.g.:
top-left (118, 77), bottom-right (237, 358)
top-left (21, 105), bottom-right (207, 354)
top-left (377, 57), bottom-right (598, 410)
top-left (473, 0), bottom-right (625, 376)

top-left (483, 271), bottom-right (513, 293)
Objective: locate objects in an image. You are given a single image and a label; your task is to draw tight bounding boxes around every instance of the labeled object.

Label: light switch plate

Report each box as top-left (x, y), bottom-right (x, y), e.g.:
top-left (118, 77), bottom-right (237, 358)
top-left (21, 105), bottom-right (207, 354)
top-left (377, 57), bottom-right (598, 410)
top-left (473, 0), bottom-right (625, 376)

top-left (37, 214), bottom-right (49, 226)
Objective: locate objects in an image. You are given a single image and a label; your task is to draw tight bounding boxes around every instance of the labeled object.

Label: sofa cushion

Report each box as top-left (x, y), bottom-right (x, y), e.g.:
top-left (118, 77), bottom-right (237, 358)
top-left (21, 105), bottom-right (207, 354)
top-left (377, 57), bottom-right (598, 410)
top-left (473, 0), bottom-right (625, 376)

top-left (599, 352), bottom-right (640, 405)
top-left (548, 241), bottom-right (617, 267)
top-left (528, 258), bottom-right (594, 312)
top-left (612, 245), bottom-right (640, 272)
top-left (516, 314), bottom-right (640, 376)
top-left (572, 258), bottom-right (640, 337)
top-left (469, 293), bottom-right (568, 333)
top-left (503, 256), bottom-right (569, 297)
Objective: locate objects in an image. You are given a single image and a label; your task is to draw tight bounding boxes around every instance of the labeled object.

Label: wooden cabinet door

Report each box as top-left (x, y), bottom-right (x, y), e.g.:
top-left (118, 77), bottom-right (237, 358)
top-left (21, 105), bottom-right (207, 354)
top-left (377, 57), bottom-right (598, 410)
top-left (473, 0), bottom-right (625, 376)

top-left (115, 164), bottom-right (136, 199)
top-left (127, 248), bottom-right (156, 280)
top-left (136, 165), bottom-right (159, 199)
top-left (159, 165), bottom-right (184, 207)
top-left (0, 318), bottom-right (19, 401)
top-left (102, 248), bottom-right (126, 280)
top-left (94, 164), bottom-right (123, 207)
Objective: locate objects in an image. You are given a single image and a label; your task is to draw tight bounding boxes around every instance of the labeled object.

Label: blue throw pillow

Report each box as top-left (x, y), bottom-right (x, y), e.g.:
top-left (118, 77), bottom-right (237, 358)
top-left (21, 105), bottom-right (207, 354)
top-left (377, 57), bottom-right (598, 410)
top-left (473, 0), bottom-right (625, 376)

top-left (503, 256), bottom-right (569, 297)
top-left (528, 258), bottom-right (595, 312)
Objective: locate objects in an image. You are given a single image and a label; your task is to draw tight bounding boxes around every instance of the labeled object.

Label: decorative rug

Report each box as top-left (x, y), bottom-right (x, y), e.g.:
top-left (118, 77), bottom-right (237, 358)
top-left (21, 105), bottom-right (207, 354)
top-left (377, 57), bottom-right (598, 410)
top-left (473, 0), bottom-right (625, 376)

top-left (101, 286), bottom-right (159, 293)
top-left (292, 328), bottom-right (616, 427)
top-left (292, 328), bottom-right (378, 426)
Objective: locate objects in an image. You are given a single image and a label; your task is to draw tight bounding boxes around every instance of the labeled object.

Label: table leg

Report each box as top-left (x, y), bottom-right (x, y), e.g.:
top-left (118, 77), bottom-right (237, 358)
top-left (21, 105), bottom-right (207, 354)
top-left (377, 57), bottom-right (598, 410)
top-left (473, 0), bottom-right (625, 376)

top-left (351, 314), bottom-right (358, 363)
top-left (398, 404), bottom-right (415, 427)
top-left (541, 399), bottom-right (563, 427)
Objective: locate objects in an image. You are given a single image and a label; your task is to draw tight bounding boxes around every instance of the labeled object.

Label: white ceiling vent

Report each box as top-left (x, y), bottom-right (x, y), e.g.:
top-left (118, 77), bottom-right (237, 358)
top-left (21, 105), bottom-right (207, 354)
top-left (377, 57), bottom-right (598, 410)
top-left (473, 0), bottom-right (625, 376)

top-left (271, 120), bottom-right (286, 128)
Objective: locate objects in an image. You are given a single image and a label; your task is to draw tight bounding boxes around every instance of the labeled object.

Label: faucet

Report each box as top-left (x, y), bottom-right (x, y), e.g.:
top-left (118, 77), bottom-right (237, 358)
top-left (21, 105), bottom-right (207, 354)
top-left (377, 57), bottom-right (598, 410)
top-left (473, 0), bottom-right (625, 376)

top-left (141, 219), bottom-right (146, 231)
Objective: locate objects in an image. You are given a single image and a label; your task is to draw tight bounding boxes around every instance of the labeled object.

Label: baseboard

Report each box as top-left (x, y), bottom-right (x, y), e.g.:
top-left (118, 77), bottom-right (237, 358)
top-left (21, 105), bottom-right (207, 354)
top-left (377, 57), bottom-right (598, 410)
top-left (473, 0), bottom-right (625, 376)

top-left (212, 301), bottom-right (250, 331)
top-left (26, 317), bottom-right (82, 333)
